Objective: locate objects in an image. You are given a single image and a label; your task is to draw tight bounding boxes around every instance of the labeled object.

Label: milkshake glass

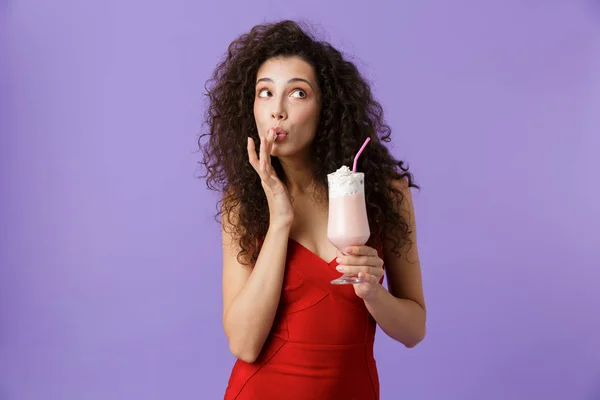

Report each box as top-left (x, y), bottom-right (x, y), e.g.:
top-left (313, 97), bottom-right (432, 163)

top-left (327, 166), bottom-right (370, 285)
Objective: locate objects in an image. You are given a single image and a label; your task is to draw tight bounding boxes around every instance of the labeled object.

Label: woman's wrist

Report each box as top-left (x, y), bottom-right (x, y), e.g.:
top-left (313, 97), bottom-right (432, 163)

top-left (268, 217), bottom-right (293, 232)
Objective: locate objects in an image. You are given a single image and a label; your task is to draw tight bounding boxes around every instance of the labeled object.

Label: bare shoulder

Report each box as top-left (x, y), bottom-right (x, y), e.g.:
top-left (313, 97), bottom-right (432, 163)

top-left (391, 176), bottom-right (413, 207)
top-left (385, 176), bottom-right (416, 234)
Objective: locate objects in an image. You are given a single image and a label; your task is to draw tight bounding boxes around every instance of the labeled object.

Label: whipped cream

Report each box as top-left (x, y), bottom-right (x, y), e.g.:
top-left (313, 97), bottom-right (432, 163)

top-left (327, 166), bottom-right (365, 198)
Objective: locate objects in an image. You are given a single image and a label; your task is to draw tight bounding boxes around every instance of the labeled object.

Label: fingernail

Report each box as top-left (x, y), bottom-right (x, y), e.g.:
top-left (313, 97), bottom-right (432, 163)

top-left (346, 248), bottom-right (353, 254)
top-left (336, 257), bottom-right (342, 263)
top-left (336, 266), bottom-right (344, 271)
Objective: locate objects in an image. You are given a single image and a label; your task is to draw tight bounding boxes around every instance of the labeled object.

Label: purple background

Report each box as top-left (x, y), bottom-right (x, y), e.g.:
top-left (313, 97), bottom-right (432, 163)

top-left (1, 1), bottom-right (599, 399)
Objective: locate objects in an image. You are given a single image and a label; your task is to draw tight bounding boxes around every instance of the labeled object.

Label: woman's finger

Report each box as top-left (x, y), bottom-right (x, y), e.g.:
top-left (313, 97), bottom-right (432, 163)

top-left (248, 137), bottom-right (268, 178)
top-left (358, 272), bottom-right (381, 285)
top-left (343, 245), bottom-right (379, 257)
top-left (247, 137), bottom-right (260, 170)
top-left (263, 129), bottom-right (280, 185)
top-left (336, 254), bottom-right (383, 268)
top-left (265, 128), bottom-right (274, 166)
top-left (248, 137), bottom-right (276, 186)
top-left (338, 255), bottom-right (376, 266)
top-left (259, 130), bottom-right (271, 171)
top-left (336, 265), bottom-right (383, 277)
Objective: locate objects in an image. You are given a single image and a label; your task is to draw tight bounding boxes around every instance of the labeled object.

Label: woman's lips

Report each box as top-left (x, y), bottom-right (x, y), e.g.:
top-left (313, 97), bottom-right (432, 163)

top-left (272, 127), bottom-right (288, 141)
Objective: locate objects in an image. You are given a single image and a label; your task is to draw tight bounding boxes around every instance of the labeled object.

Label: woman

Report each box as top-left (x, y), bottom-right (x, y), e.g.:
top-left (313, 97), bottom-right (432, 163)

top-left (199, 19), bottom-right (426, 400)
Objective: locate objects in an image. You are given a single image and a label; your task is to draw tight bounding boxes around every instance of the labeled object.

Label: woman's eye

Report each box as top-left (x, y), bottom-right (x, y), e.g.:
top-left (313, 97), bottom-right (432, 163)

top-left (291, 89), bottom-right (307, 98)
top-left (258, 89), bottom-right (271, 98)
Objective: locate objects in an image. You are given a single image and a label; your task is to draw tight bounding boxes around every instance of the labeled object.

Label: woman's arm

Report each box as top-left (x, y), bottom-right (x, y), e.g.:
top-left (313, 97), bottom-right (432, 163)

top-left (222, 131), bottom-right (295, 363)
top-left (365, 178), bottom-right (426, 347)
top-left (222, 215), bottom-right (291, 363)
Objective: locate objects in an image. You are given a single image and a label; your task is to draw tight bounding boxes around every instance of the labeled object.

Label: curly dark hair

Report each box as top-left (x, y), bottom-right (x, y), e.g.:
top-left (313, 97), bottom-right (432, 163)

top-left (198, 20), bottom-right (419, 265)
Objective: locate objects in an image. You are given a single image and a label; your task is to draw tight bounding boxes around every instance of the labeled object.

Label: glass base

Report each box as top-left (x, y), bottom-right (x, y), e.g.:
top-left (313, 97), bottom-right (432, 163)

top-left (330, 273), bottom-right (366, 285)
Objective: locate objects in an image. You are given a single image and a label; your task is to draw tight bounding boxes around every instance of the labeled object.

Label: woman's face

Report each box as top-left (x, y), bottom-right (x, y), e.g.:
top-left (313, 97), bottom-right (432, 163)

top-left (253, 56), bottom-right (321, 159)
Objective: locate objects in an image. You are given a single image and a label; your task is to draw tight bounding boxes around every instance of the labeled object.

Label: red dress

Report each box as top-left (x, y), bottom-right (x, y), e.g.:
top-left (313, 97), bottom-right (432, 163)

top-left (224, 237), bottom-right (383, 400)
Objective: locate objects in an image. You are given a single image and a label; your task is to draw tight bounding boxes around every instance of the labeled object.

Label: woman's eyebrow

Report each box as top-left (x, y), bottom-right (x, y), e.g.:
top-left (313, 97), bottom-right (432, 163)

top-left (256, 77), bottom-right (314, 90)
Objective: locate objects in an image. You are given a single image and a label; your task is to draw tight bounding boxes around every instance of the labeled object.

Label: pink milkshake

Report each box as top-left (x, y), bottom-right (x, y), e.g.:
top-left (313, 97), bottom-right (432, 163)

top-left (327, 166), bottom-right (370, 285)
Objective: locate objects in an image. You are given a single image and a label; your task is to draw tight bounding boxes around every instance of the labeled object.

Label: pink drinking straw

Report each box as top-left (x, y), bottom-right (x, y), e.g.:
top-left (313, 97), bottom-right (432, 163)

top-left (352, 137), bottom-right (371, 172)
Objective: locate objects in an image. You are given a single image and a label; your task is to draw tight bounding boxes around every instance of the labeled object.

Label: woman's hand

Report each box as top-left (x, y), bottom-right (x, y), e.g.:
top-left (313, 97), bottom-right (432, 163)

top-left (335, 245), bottom-right (385, 300)
top-left (247, 128), bottom-right (294, 227)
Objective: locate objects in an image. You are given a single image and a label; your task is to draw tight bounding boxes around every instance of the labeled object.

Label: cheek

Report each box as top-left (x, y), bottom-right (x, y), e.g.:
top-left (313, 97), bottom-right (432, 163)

top-left (295, 103), bottom-right (320, 126)
top-left (253, 102), bottom-right (260, 119)
top-left (253, 103), bottom-right (267, 131)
